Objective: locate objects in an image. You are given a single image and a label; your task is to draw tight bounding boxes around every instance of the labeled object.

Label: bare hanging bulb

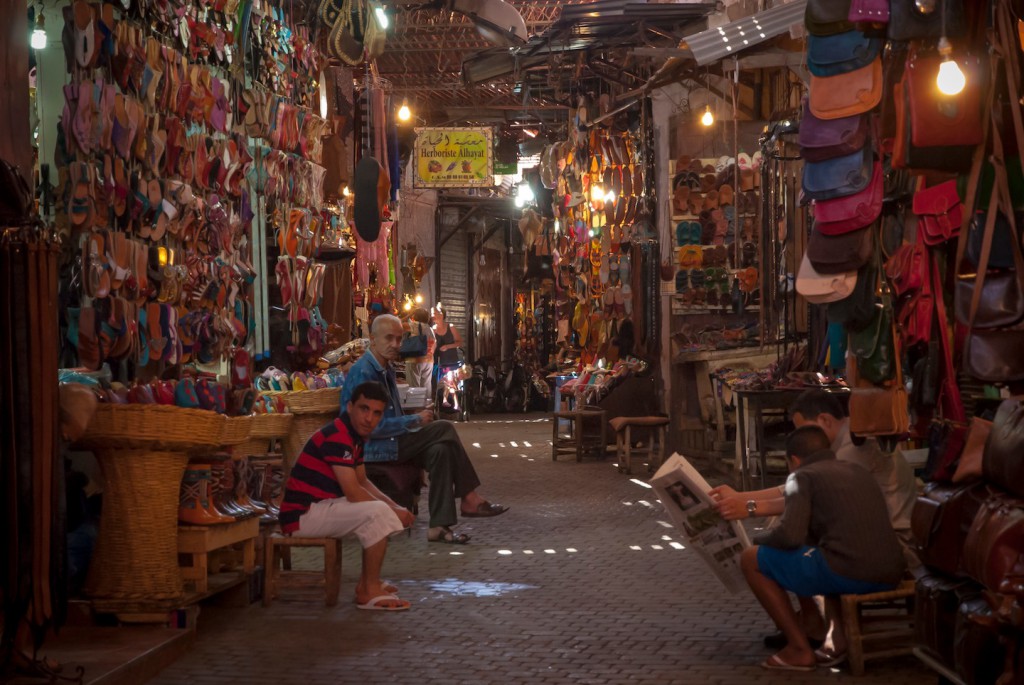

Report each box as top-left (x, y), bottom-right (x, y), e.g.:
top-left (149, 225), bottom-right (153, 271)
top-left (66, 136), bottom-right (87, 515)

top-left (936, 38), bottom-right (966, 96)
top-left (701, 106), bottom-right (714, 127)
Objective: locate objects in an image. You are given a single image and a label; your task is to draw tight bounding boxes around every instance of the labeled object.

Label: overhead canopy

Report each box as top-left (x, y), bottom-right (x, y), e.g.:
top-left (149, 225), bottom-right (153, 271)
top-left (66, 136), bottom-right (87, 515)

top-left (685, 0), bottom-right (807, 66)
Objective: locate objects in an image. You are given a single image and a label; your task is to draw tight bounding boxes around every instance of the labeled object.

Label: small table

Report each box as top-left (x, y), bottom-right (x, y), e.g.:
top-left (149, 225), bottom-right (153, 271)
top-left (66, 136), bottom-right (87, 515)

top-left (178, 518), bottom-right (259, 593)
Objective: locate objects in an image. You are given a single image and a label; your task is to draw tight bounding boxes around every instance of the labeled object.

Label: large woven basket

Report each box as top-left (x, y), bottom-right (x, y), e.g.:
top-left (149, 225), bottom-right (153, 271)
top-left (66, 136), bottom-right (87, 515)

top-left (219, 416), bottom-right (253, 446)
top-left (249, 412), bottom-right (294, 438)
top-left (79, 404), bottom-right (226, 451)
top-left (284, 387), bottom-right (342, 414)
top-left (282, 412), bottom-right (338, 473)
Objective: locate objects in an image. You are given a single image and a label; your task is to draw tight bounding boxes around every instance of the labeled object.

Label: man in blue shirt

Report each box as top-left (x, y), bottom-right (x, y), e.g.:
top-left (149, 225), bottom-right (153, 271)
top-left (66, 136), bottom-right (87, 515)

top-left (340, 314), bottom-right (507, 544)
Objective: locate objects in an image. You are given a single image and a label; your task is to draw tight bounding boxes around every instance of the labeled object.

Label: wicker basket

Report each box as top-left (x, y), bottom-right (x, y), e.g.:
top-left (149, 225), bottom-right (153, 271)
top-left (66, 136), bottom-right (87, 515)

top-left (282, 412), bottom-right (338, 472)
top-left (249, 412), bottom-right (294, 438)
top-left (284, 387), bottom-right (342, 414)
top-left (79, 404), bottom-right (226, 451)
top-left (234, 437), bottom-right (271, 459)
top-left (84, 448), bottom-right (188, 611)
top-left (219, 416), bottom-right (253, 446)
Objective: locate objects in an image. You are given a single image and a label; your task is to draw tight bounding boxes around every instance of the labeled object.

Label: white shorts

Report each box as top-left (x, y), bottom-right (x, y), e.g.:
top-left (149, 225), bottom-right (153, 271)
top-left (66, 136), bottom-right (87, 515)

top-left (293, 498), bottom-right (403, 548)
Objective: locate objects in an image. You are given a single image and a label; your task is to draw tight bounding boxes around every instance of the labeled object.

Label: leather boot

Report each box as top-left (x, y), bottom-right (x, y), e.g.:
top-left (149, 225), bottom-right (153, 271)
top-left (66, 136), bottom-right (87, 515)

top-left (235, 457), bottom-right (268, 514)
top-left (209, 460), bottom-right (248, 519)
top-left (179, 464), bottom-right (233, 524)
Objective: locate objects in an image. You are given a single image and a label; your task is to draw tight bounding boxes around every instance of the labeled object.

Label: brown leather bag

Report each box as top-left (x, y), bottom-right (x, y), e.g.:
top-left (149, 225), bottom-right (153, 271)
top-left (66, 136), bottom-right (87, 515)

top-left (912, 481), bottom-right (994, 577)
top-left (963, 493), bottom-right (1024, 594)
top-left (982, 400), bottom-right (1024, 498)
top-left (808, 58), bottom-right (882, 120)
top-left (914, 573), bottom-right (984, 670)
top-left (950, 417), bottom-right (992, 483)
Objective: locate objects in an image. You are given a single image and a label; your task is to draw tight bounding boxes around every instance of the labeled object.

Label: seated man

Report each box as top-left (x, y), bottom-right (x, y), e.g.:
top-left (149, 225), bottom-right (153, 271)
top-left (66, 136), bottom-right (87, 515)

top-left (340, 314), bottom-right (507, 545)
top-left (280, 381), bottom-right (415, 611)
top-left (741, 425), bottom-right (905, 671)
top-left (710, 388), bottom-right (919, 646)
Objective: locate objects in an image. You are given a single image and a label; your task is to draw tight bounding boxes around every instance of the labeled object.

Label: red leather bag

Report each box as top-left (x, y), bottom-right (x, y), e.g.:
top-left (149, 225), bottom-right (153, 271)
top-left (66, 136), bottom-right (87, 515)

top-left (914, 180), bottom-right (963, 245)
top-left (813, 161), bottom-right (883, 234)
top-left (912, 480), bottom-right (994, 577)
top-left (906, 50), bottom-right (984, 148)
top-left (884, 241), bottom-right (927, 296)
top-left (963, 494), bottom-right (1024, 594)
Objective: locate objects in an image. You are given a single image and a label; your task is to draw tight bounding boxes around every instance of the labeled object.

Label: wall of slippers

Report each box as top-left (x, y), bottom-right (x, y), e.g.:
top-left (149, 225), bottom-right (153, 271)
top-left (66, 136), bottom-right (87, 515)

top-left (52, 0), bottom-right (331, 394)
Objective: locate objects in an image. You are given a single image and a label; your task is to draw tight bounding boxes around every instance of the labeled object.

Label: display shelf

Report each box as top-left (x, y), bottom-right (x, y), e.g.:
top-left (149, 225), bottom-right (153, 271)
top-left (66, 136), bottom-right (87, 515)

top-left (177, 517), bottom-right (259, 593)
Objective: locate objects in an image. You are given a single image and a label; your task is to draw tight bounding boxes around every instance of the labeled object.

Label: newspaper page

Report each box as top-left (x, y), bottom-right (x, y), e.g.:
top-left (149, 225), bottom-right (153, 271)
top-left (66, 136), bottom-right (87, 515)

top-left (649, 453), bottom-right (752, 594)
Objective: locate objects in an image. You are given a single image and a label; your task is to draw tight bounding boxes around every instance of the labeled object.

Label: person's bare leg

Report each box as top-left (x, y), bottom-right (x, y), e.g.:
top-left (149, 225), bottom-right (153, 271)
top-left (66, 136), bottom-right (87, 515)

top-left (823, 596), bottom-right (848, 655)
top-left (355, 538), bottom-right (406, 609)
top-left (741, 547), bottom-right (816, 667)
top-left (798, 595), bottom-right (828, 641)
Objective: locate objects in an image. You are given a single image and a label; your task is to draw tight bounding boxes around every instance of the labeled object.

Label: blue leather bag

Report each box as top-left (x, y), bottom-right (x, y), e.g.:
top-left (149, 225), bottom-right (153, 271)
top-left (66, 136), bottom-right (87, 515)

top-left (802, 146), bottom-right (873, 201)
top-left (808, 30), bottom-right (882, 77)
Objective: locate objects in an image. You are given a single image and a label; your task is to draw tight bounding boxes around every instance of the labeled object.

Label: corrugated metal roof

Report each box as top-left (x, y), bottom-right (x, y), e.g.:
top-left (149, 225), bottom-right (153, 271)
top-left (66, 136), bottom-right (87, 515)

top-left (686, 0), bottom-right (807, 66)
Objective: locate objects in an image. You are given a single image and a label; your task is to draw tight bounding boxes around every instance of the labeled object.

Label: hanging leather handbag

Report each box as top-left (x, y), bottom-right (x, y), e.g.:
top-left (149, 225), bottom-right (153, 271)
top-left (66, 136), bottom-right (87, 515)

top-left (966, 211), bottom-right (1019, 269)
top-left (807, 30), bottom-right (882, 77)
top-left (809, 58), bottom-right (883, 120)
top-left (982, 399), bottom-right (1024, 498)
top-left (796, 250), bottom-right (857, 304)
top-left (0, 157), bottom-right (32, 224)
top-left (950, 416), bottom-right (993, 484)
top-left (914, 180), bottom-right (963, 245)
top-left (884, 240), bottom-right (927, 297)
top-left (911, 480), bottom-right (994, 577)
top-left (798, 105), bottom-right (870, 162)
top-left (826, 258), bottom-right (877, 331)
top-left (847, 369), bottom-right (909, 437)
top-left (849, 288), bottom-right (897, 384)
top-left (848, 0), bottom-right (889, 23)
top-left (962, 493), bottom-right (1024, 594)
top-left (805, 0), bottom-right (854, 36)
top-left (802, 146), bottom-right (873, 201)
top-left (888, 0), bottom-right (966, 41)
top-left (905, 48), bottom-right (984, 148)
top-left (806, 224), bottom-right (873, 273)
top-left (813, 161), bottom-right (883, 234)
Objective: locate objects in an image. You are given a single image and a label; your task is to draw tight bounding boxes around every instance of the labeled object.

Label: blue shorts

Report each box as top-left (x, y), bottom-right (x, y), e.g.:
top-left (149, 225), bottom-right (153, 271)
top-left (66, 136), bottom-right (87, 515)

top-left (757, 545), bottom-right (897, 597)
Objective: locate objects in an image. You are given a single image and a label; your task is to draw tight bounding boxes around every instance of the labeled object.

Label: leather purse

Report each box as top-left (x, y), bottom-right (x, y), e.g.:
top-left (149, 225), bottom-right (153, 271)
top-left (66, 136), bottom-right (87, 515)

top-left (914, 180), bottom-right (963, 245)
top-left (885, 241), bottom-right (927, 296)
top-left (806, 224), bottom-right (873, 273)
top-left (809, 58), bottom-right (883, 120)
top-left (0, 158), bottom-right (32, 224)
top-left (905, 50), bottom-right (984, 149)
top-left (826, 258), bottom-right (877, 332)
top-left (950, 417), bottom-right (992, 484)
top-left (813, 161), bottom-right (883, 234)
top-left (888, 0), bottom-right (966, 41)
top-left (798, 105), bottom-right (870, 162)
top-left (807, 30), bottom-right (882, 77)
top-left (802, 146), bottom-right (873, 201)
top-left (982, 399), bottom-right (1024, 499)
top-left (911, 480), bottom-right (993, 577)
top-left (805, 0), bottom-right (854, 36)
top-left (849, 291), bottom-right (896, 384)
top-left (847, 377), bottom-right (909, 436)
top-left (848, 0), bottom-right (888, 23)
top-left (962, 493), bottom-right (1024, 594)
top-left (795, 250), bottom-right (857, 304)
top-left (966, 211), bottom-right (1019, 269)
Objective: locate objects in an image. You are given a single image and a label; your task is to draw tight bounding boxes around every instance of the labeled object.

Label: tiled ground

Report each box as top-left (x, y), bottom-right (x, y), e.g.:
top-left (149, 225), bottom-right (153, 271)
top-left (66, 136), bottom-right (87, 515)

top-left (149, 416), bottom-right (934, 685)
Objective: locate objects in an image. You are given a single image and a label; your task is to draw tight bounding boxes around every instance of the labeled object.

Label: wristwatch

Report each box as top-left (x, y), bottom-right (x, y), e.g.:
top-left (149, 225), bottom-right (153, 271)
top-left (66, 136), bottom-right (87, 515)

top-left (745, 499), bottom-right (758, 518)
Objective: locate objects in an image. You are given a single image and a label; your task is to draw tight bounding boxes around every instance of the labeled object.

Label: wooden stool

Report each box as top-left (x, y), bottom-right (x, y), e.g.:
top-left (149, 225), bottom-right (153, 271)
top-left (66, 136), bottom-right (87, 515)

top-left (551, 408), bottom-right (607, 462)
top-left (609, 415), bottom-right (669, 475)
top-left (841, 578), bottom-right (916, 676)
top-left (263, 534), bottom-right (342, 607)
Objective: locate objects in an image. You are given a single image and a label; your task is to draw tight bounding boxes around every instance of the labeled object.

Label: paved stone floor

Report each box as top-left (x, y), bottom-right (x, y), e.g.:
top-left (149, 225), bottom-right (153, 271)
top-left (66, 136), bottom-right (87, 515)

top-left (149, 416), bottom-right (935, 685)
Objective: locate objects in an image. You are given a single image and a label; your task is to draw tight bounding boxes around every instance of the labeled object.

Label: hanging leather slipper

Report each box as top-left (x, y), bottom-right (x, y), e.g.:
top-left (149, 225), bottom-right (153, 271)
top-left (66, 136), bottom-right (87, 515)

top-left (353, 156), bottom-right (383, 241)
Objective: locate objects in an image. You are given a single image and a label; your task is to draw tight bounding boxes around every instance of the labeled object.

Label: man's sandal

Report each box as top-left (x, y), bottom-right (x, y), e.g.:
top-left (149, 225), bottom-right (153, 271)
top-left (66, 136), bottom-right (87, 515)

top-left (355, 594), bottom-right (410, 612)
top-left (428, 526), bottom-right (470, 545)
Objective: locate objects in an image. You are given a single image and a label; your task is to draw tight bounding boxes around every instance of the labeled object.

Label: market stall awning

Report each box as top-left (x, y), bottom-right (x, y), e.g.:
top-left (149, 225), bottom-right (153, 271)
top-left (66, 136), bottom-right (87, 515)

top-left (685, 0), bottom-right (807, 66)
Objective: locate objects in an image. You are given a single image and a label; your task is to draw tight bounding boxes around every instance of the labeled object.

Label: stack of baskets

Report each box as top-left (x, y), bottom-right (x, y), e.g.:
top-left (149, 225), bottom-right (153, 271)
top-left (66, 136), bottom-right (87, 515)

top-left (236, 412), bottom-right (294, 459)
top-left (281, 387), bottom-right (342, 473)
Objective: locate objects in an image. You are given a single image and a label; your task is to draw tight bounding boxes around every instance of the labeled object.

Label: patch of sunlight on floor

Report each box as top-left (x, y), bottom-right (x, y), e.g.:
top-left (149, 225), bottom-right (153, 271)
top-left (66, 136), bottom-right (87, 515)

top-left (544, 549), bottom-right (556, 554)
top-left (471, 442), bottom-right (481, 448)
top-left (498, 550), bottom-right (513, 555)
top-left (428, 579), bottom-right (536, 597)
top-left (637, 500), bottom-right (653, 507)
top-left (566, 548), bottom-right (577, 553)
top-left (523, 550), bottom-right (534, 554)
top-left (661, 535), bottom-right (673, 541)
top-left (498, 442), bottom-right (506, 448)
top-left (523, 441), bottom-right (532, 447)
top-left (510, 441), bottom-right (518, 447)
top-left (630, 478), bottom-right (652, 488)
top-left (629, 545), bottom-right (642, 551)
top-left (490, 454), bottom-right (499, 458)
top-left (670, 542), bottom-right (686, 550)
top-left (651, 545), bottom-right (664, 550)
top-left (657, 520), bottom-right (674, 528)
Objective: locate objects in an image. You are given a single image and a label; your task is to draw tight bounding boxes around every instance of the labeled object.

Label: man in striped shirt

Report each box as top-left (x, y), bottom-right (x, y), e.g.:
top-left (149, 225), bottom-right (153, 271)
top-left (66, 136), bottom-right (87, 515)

top-left (280, 381), bottom-right (416, 611)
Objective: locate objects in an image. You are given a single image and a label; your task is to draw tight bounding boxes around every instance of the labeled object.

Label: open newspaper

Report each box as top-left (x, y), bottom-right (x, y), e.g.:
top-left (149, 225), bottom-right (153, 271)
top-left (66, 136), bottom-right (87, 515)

top-left (650, 453), bottom-right (752, 594)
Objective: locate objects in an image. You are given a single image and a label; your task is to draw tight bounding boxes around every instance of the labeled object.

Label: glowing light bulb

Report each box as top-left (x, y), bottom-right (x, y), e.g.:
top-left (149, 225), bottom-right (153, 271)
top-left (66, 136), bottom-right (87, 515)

top-left (415, 293), bottom-right (423, 304)
top-left (31, 12), bottom-right (46, 50)
top-left (604, 189), bottom-right (616, 204)
top-left (342, 186), bottom-right (351, 197)
top-left (374, 5), bottom-right (389, 29)
top-left (398, 100), bottom-right (411, 122)
top-left (701, 107), bottom-right (714, 127)
top-left (936, 39), bottom-right (965, 96)
top-left (590, 183), bottom-right (604, 203)
top-left (518, 183), bottom-right (534, 203)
